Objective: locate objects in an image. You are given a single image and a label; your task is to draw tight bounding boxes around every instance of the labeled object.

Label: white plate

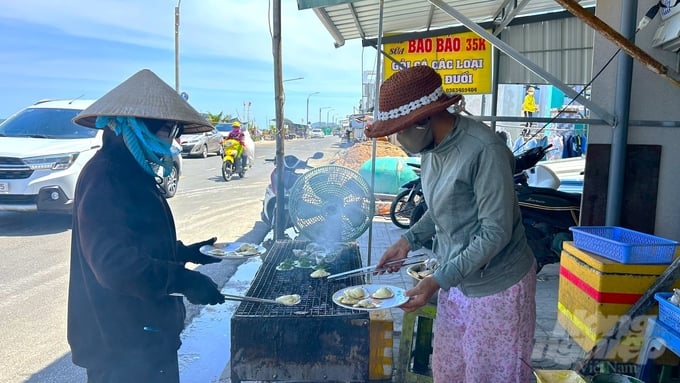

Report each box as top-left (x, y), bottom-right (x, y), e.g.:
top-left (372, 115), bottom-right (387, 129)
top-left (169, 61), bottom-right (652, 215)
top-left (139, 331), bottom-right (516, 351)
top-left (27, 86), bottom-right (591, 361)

top-left (332, 284), bottom-right (409, 311)
top-left (199, 242), bottom-right (266, 259)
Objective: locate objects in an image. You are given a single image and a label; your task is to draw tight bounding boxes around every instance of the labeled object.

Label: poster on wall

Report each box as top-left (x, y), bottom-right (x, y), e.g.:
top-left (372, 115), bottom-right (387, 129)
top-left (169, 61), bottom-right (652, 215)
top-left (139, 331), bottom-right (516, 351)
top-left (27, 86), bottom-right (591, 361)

top-left (382, 31), bottom-right (493, 95)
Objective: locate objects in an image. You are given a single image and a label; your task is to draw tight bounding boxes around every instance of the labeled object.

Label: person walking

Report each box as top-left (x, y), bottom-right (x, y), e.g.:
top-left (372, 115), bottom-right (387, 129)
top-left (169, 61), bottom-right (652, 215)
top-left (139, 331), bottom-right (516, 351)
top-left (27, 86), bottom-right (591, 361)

top-left (68, 69), bottom-right (226, 383)
top-left (366, 66), bottom-right (536, 383)
top-left (522, 86), bottom-right (539, 127)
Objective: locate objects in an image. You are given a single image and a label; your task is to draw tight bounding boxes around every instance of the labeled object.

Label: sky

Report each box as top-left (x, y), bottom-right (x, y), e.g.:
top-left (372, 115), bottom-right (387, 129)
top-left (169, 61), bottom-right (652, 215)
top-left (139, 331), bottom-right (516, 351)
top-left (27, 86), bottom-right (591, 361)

top-left (0, 0), bottom-right (377, 128)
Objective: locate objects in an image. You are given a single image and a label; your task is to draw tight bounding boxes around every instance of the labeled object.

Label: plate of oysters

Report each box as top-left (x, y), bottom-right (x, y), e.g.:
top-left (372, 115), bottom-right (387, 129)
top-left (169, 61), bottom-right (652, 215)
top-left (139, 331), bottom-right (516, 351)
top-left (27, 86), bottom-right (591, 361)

top-left (200, 242), bottom-right (266, 259)
top-left (332, 284), bottom-right (408, 311)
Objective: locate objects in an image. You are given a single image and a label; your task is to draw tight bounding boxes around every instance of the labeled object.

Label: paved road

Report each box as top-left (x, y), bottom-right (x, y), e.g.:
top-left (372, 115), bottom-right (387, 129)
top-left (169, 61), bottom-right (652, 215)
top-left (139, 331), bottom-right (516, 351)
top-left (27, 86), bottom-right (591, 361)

top-left (0, 136), bottom-right (344, 383)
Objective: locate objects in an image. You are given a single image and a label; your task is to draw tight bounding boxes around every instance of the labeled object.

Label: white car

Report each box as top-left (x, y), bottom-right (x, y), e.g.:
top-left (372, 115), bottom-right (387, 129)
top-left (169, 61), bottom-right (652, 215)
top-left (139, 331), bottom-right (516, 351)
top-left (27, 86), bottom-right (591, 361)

top-left (309, 128), bottom-right (325, 138)
top-left (0, 99), bottom-right (182, 214)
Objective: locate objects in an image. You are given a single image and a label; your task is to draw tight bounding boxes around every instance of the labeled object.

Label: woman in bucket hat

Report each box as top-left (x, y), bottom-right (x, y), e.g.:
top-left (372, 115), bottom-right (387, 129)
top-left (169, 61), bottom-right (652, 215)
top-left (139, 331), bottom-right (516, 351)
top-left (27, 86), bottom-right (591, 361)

top-left (369, 66), bottom-right (536, 383)
top-left (68, 69), bottom-right (225, 383)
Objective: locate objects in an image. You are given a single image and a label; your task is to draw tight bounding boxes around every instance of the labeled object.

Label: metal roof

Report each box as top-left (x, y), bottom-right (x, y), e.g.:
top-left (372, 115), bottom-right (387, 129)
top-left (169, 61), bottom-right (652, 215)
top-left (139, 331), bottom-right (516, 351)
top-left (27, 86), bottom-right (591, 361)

top-left (298, 0), bottom-right (597, 47)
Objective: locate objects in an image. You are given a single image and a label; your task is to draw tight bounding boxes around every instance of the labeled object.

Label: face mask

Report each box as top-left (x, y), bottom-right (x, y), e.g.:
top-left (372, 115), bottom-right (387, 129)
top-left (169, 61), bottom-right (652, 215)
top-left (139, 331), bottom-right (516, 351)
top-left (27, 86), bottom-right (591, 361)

top-left (397, 119), bottom-right (434, 154)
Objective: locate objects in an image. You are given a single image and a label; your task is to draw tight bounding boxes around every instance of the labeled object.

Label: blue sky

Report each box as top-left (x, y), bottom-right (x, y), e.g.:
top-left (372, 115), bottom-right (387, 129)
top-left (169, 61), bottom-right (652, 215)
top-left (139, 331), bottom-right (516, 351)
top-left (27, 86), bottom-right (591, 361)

top-left (0, 0), bottom-right (375, 127)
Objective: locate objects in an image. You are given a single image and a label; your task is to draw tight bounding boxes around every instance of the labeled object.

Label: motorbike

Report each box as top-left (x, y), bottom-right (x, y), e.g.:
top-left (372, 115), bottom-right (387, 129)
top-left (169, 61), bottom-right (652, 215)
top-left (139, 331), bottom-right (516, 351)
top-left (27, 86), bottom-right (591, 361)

top-left (261, 152), bottom-right (324, 230)
top-left (404, 144), bottom-right (581, 273)
top-left (221, 138), bottom-right (247, 181)
top-left (514, 145), bottom-right (581, 273)
top-left (389, 162), bottom-right (423, 229)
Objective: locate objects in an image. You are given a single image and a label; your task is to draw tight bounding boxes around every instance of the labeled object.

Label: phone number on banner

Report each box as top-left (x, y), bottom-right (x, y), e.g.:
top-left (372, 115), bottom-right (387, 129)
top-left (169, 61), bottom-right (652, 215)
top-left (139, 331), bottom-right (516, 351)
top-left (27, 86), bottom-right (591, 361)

top-left (445, 87), bottom-right (478, 94)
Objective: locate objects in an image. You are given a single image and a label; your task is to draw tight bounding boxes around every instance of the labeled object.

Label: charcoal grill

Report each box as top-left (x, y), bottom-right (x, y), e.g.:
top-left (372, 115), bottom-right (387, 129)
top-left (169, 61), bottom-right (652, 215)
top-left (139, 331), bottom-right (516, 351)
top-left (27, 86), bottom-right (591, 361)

top-left (231, 240), bottom-right (370, 383)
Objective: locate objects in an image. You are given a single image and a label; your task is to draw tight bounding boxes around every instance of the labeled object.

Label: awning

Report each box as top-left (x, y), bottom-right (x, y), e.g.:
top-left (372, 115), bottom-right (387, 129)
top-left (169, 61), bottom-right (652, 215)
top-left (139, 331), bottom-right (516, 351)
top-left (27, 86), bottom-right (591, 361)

top-left (298, 0), bottom-right (597, 47)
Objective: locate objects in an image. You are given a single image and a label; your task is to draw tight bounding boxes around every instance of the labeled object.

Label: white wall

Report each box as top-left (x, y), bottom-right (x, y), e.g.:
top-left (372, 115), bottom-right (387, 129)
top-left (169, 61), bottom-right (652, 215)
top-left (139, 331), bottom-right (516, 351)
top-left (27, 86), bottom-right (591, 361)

top-left (590, 0), bottom-right (680, 240)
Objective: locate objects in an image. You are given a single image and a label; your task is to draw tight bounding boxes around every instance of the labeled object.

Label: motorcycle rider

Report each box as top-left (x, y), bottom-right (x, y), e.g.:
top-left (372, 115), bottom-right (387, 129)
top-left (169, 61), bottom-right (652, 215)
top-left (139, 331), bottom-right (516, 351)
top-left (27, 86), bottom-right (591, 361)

top-left (226, 121), bottom-right (247, 170)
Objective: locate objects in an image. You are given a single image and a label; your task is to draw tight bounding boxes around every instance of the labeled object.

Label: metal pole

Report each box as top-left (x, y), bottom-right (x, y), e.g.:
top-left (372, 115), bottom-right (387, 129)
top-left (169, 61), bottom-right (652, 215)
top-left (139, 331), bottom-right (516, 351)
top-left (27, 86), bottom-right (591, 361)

top-left (306, 91), bottom-right (319, 129)
top-left (367, 0), bottom-right (385, 272)
top-left (605, 0), bottom-right (636, 226)
top-left (318, 106), bottom-right (331, 126)
top-left (174, 0), bottom-right (181, 93)
top-left (272, 0), bottom-right (286, 240)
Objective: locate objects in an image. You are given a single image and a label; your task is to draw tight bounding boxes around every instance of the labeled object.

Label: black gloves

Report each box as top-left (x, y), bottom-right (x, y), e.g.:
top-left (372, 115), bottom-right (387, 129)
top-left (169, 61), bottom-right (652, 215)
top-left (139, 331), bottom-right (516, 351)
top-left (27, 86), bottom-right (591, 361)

top-left (177, 237), bottom-right (222, 265)
top-left (171, 269), bottom-right (225, 305)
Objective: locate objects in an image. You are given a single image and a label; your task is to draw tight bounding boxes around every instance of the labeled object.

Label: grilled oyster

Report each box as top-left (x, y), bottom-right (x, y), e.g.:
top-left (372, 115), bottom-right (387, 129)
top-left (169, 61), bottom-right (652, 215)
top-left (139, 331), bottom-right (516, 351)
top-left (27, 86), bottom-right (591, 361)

top-left (338, 295), bottom-right (360, 305)
top-left (346, 287), bottom-right (366, 299)
top-left (371, 287), bottom-right (394, 299)
top-left (275, 294), bottom-right (301, 306)
top-left (207, 248), bottom-right (227, 256)
top-left (353, 299), bottom-right (380, 309)
top-left (235, 243), bottom-right (260, 255)
top-left (310, 269), bottom-right (330, 278)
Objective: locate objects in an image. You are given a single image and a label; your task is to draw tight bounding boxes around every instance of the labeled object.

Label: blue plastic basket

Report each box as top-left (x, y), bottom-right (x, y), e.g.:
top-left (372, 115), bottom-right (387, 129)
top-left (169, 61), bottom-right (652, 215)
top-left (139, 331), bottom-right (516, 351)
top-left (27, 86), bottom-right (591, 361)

top-left (655, 292), bottom-right (680, 334)
top-left (569, 226), bottom-right (678, 264)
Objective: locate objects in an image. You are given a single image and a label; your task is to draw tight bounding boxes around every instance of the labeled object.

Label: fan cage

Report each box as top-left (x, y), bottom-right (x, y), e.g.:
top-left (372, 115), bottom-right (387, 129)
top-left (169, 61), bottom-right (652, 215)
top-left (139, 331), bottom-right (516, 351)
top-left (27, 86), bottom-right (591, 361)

top-left (288, 165), bottom-right (373, 242)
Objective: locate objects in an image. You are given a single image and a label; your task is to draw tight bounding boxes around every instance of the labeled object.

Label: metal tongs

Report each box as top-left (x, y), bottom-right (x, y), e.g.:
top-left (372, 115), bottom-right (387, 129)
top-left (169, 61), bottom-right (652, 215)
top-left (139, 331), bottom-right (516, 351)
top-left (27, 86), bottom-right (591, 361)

top-left (326, 253), bottom-right (431, 280)
top-left (171, 293), bottom-right (285, 305)
top-left (222, 293), bottom-right (283, 305)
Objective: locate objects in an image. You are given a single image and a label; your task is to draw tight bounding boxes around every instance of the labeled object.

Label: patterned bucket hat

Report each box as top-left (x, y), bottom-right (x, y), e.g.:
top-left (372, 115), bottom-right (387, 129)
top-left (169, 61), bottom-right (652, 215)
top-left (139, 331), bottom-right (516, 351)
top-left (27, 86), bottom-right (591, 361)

top-left (365, 66), bottom-right (462, 138)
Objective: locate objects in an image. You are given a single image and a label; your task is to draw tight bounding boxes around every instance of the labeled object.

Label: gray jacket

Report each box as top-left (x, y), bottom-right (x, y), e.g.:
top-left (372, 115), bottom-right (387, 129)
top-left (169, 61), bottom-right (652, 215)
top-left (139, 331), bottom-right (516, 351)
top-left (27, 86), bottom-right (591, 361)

top-left (403, 115), bottom-right (534, 297)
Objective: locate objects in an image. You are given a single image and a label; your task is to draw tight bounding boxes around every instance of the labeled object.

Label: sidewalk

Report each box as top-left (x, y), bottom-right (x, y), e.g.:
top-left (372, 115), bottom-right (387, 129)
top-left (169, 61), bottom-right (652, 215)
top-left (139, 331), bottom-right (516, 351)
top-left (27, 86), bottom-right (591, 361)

top-left (185, 216), bottom-right (586, 382)
top-left (356, 216), bottom-right (585, 381)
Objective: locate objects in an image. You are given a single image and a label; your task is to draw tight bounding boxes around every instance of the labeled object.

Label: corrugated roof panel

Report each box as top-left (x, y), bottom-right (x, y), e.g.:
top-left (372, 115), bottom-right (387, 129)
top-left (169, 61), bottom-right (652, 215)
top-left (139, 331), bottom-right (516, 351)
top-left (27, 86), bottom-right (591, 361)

top-left (498, 17), bottom-right (593, 84)
top-left (308, 0), bottom-right (596, 45)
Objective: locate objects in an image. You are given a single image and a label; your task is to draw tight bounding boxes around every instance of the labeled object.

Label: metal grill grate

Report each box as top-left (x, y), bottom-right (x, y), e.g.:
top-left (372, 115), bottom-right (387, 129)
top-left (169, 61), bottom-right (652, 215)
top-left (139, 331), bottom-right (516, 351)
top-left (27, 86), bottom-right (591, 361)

top-left (234, 240), bottom-right (366, 317)
top-left (230, 239), bottom-right (370, 383)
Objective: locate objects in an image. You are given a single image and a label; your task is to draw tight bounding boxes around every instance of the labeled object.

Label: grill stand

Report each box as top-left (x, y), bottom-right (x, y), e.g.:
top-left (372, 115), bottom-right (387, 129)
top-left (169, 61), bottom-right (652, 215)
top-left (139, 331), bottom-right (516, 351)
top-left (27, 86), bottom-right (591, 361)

top-left (231, 240), bottom-right (370, 383)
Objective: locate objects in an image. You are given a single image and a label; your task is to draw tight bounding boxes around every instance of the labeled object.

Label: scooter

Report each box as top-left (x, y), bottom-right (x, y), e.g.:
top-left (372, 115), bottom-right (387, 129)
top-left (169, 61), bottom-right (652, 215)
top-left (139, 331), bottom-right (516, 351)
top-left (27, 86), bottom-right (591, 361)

top-left (514, 146), bottom-right (581, 272)
top-left (389, 162), bottom-right (423, 229)
top-left (405, 144), bottom-right (581, 273)
top-left (221, 138), bottom-right (247, 181)
top-left (261, 152), bottom-right (324, 230)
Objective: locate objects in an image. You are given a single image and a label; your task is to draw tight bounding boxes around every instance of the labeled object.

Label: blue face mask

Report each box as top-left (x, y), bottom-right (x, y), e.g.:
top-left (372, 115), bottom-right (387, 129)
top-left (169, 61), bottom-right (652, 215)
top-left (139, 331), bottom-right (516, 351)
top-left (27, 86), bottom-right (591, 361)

top-left (95, 116), bottom-right (179, 177)
top-left (397, 118), bottom-right (434, 154)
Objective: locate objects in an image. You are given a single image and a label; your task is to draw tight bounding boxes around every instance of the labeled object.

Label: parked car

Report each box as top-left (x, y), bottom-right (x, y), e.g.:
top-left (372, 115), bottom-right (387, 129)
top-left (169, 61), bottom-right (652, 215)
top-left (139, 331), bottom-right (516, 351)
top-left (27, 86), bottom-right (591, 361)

top-left (215, 122), bottom-right (255, 166)
top-left (179, 127), bottom-right (223, 158)
top-left (0, 99), bottom-right (182, 214)
top-left (161, 140), bottom-right (183, 198)
top-left (310, 128), bottom-right (325, 138)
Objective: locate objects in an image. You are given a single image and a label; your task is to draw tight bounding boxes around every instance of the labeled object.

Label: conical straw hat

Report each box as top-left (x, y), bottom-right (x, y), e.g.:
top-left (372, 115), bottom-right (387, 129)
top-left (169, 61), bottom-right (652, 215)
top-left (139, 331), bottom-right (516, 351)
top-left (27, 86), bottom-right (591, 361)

top-left (73, 69), bottom-right (212, 134)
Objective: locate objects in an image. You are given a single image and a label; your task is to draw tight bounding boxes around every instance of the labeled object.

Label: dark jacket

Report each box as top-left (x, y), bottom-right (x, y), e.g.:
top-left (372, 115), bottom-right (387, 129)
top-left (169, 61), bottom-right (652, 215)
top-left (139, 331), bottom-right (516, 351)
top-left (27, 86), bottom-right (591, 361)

top-left (68, 130), bottom-right (187, 368)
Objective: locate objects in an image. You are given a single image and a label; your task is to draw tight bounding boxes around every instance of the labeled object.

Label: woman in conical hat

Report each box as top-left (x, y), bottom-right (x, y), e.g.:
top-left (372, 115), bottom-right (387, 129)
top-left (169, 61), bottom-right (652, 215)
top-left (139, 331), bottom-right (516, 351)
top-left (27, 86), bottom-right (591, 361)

top-left (368, 66), bottom-right (536, 383)
top-left (68, 69), bottom-right (226, 383)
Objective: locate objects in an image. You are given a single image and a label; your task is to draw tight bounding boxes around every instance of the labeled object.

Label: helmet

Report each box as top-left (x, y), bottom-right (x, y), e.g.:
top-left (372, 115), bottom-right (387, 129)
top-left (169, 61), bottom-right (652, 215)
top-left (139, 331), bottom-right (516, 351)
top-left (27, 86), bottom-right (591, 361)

top-left (232, 121), bottom-right (241, 129)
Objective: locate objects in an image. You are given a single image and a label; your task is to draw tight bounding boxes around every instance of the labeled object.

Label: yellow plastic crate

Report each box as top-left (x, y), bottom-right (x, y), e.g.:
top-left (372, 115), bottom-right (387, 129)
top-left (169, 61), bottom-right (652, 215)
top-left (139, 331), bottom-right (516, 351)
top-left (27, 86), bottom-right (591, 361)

top-left (557, 243), bottom-right (680, 362)
top-left (560, 242), bottom-right (680, 303)
top-left (562, 241), bottom-right (675, 275)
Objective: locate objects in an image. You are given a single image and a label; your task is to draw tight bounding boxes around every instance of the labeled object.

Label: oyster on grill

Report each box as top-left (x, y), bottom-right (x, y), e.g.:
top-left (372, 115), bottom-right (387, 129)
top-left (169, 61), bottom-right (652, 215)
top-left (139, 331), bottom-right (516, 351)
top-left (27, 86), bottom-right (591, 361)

top-left (310, 269), bottom-right (330, 278)
top-left (276, 258), bottom-right (295, 271)
top-left (275, 294), bottom-right (301, 306)
top-left (371, 287), bottom-right (394, 299)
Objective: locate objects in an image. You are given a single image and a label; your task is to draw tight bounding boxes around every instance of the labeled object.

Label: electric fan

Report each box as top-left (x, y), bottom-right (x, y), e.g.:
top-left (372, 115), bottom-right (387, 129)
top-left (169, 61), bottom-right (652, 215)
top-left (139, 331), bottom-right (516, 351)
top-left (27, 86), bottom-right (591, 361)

top-left (288, 164), bottom-right (373, 242)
